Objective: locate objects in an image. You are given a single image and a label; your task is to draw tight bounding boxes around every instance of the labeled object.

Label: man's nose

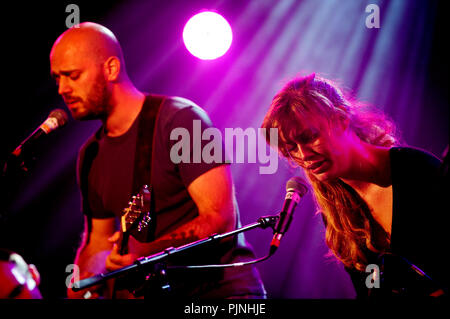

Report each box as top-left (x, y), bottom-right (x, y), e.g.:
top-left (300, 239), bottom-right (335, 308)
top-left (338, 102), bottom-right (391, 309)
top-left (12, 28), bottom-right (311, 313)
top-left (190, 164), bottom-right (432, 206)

top-left (58, 77), bottom-right (72, 96)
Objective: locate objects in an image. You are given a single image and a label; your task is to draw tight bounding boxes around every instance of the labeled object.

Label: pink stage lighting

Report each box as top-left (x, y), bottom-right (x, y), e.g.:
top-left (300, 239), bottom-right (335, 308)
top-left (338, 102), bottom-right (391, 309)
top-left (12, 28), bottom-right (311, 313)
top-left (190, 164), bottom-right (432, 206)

top-left (183, 11), bottom-right (232, 60)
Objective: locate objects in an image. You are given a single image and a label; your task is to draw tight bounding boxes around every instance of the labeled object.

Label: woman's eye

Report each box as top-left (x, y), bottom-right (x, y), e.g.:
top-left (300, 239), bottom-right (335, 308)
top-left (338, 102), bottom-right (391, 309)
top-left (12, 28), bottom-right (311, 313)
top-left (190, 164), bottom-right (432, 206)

top-left (300, 130), bottom-right (319, 144)
top-left (286, 144), bottom-right (297, 152)
top-left (309, 132), bottom-right (319, 142)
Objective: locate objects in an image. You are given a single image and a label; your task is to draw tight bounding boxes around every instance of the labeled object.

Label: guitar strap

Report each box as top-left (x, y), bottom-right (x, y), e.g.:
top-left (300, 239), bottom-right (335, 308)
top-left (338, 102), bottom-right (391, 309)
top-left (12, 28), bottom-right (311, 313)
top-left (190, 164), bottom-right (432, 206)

top-left (79, 94), bottom-right (165, 244)
top-left (79, 131), bottom-right (100, 245)
top-left (132, 94), bottom-right (165, 194)
top-left (131, 94), bottom-right (165, 242)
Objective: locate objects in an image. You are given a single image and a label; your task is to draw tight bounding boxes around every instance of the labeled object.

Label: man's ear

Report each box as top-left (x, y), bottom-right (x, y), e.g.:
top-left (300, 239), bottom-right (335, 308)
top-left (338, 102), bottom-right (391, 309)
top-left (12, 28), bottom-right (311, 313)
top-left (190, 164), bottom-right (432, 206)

top-left (103, 56), bottom-right (121, 82)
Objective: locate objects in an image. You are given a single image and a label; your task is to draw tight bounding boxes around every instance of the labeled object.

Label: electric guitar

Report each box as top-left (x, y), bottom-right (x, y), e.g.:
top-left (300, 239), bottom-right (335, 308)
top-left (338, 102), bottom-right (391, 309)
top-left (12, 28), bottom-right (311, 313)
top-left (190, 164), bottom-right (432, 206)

top-left (370, 253), bottom-right (447, 297)
top-left (106, 184), bottom-right (156, 298)
top-left (118, 184), bottom-right (154, 254)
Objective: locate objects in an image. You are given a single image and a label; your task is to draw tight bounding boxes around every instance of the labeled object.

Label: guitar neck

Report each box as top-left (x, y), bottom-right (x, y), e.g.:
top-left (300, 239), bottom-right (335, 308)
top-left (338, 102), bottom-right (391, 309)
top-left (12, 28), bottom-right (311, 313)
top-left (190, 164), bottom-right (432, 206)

top-left (119, 231), bottom-right (130, 255)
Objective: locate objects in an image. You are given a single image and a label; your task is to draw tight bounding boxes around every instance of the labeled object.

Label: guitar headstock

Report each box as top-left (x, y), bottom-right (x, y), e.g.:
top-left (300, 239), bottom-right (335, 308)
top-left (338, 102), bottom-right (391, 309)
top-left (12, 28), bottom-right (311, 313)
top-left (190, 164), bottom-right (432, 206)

top-left (121, 185), bottom-right (155, 243)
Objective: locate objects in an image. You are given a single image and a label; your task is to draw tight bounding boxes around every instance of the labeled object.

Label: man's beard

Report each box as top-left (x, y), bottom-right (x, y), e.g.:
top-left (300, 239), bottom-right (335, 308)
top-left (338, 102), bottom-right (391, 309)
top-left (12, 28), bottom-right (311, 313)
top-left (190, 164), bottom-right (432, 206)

top-left (72, 74), bottom-right (111, 121)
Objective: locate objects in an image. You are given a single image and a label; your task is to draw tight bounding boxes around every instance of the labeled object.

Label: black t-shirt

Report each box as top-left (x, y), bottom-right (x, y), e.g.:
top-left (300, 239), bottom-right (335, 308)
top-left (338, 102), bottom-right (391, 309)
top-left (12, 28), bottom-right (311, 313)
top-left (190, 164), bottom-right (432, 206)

top-left (82, 96), bottom-right (225, 235)
top-left (77, 95), bottom-right (266, 297)
top-left (347, 147), bottom-right (448, 297)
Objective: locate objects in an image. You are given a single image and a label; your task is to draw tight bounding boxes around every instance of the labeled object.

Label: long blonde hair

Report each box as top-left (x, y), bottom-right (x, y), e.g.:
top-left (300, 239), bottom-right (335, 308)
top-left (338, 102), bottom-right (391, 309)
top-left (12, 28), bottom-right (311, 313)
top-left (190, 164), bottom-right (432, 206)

top-left (262, 73), bottom-right (399, 271)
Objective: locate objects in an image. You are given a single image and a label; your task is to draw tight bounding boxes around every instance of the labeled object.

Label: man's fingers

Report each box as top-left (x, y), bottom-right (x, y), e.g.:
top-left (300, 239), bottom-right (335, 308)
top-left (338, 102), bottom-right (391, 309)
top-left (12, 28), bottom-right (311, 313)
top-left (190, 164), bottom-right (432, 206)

top-left (105, 250), bottom-right (137, 271)
top-left (108, 231), bottom-right (121, 242)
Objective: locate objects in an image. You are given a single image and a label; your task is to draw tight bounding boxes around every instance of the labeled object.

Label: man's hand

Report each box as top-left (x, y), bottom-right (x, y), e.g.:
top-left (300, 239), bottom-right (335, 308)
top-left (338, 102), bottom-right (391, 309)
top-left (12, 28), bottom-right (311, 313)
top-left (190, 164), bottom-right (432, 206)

top-left (105, 232), bottom-right (138, 271)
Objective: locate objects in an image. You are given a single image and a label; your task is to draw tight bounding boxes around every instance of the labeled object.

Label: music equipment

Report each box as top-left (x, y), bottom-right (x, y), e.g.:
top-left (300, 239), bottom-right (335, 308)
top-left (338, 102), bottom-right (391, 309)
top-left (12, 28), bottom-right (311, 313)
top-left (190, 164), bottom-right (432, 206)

top-left (12, 109), bottom-right (69, 157)
top-left (118, 184), bottom-right (154, 255)
top-left (270, 176), bottom-right (308, 252)
top-left (100, 185), bottom-right (155, 299)
top-left (370, 253), bottom-right (447, 297)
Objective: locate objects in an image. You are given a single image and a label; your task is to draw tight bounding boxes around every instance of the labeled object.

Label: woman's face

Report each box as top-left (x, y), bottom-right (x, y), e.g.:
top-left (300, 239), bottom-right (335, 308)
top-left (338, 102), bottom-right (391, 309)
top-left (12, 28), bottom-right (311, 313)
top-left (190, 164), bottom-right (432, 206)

top-left (283, 112), bottom-right (353, 182)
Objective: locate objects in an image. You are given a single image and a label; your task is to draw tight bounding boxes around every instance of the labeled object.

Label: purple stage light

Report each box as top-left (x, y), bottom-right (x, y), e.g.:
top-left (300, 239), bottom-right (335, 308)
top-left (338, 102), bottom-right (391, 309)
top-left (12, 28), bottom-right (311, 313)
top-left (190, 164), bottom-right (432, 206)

top-left (183, 11), bottom-right (232, 60)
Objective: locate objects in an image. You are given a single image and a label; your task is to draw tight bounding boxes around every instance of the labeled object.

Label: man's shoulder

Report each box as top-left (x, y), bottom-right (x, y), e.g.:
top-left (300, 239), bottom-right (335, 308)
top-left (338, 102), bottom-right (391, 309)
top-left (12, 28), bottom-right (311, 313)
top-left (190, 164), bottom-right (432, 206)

top-left (156, 95), bottom-right (212, 128)
top-left (160, 95), bottom-right (207, 116)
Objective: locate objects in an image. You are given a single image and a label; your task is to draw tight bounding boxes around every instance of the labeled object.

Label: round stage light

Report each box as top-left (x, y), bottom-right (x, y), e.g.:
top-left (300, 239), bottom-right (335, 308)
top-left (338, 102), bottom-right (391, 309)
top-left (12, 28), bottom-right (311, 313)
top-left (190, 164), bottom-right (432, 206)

top-left (183, 11), bottom-right (232, 60)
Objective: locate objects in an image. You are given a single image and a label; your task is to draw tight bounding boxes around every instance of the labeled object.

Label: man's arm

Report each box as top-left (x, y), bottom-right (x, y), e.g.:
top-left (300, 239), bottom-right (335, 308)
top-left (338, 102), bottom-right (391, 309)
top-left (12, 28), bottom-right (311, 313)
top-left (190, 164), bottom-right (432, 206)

top-left (106, 165), bottom-right (237, 270)
top-left (67, 217), bottom-right (116, 298)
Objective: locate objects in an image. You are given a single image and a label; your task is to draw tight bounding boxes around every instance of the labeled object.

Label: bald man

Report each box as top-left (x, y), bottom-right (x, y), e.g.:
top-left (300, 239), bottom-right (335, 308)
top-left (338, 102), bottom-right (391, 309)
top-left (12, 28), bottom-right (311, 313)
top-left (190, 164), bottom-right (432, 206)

top-left (50, 23), bottom-right (266, 299)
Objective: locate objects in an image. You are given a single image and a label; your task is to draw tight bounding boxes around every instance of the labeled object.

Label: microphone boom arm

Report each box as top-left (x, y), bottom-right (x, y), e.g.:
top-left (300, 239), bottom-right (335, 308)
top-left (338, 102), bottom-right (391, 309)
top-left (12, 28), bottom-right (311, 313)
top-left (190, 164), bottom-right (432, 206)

top-left (72, 215), bottom-right (279, 292)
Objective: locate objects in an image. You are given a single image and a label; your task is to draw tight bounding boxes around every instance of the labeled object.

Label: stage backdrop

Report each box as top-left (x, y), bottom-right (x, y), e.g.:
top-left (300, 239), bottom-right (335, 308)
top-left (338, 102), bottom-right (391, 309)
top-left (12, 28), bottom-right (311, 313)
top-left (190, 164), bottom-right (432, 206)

top-left (1, 0), bottom-right (447, 299)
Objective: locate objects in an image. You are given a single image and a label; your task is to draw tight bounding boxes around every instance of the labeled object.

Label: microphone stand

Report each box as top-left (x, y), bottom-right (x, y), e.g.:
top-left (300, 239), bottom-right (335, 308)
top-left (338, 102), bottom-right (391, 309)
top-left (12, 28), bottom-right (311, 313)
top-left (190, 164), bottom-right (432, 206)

top-left (72, 215), bottom-right (279, 293)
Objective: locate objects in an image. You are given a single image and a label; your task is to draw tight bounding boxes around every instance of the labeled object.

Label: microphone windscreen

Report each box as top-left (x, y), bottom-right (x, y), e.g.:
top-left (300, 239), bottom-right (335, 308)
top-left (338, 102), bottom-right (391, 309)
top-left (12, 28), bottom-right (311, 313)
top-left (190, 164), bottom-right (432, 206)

top-left (286, 176), bottom-right (308, 196)
top-left (49, 108), bottom-right (69, 127)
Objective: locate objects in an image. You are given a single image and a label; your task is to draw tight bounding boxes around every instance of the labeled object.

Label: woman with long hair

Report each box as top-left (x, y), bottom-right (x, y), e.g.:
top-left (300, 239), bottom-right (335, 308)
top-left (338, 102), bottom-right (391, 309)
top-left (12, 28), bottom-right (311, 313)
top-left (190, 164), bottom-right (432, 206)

top-left (262, 73), bottom-right (447, 297)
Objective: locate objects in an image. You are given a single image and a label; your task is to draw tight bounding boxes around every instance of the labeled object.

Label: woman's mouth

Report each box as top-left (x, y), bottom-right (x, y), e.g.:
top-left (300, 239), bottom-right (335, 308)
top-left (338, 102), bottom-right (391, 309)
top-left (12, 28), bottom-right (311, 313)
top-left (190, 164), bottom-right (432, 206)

top-left (307, 160), bottom-right (327, 174)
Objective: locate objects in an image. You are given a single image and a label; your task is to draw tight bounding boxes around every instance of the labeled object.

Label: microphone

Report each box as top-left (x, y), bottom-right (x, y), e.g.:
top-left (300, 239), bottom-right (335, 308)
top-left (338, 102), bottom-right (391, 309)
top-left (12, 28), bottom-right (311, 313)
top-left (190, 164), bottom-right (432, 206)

top-left (12, 109), bottom-right (69, 157)
top-left (270, 176), bottom-right (308, 253)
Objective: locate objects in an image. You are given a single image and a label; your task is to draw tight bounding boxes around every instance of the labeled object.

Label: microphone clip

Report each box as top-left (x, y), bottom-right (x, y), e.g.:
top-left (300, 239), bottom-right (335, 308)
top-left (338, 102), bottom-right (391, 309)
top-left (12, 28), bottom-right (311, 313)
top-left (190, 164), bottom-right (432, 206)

top-left (257, 215), bottom-right (279, 229)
